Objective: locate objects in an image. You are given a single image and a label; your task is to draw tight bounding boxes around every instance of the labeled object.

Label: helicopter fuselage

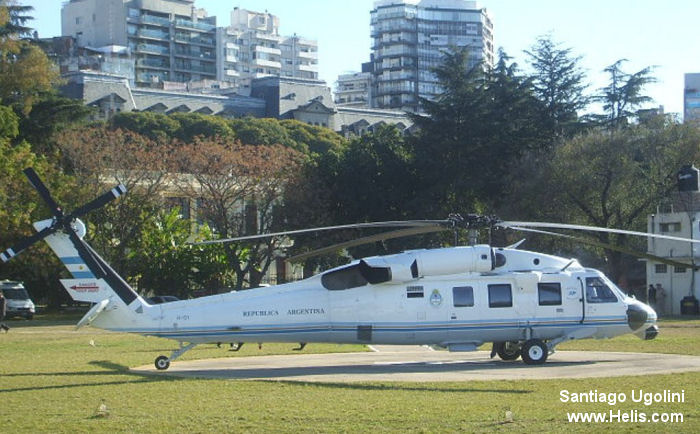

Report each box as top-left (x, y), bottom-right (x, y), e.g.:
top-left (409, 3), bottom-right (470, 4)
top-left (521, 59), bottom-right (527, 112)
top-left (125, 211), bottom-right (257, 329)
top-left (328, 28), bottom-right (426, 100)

top-left (82, 246), bottom-right (658, 353)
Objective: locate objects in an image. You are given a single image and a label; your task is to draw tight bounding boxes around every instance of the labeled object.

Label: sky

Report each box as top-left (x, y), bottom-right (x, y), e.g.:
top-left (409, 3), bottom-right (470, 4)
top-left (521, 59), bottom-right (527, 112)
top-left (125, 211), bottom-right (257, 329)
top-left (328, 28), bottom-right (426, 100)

top-left (24, 0), bottom-right (700, 117)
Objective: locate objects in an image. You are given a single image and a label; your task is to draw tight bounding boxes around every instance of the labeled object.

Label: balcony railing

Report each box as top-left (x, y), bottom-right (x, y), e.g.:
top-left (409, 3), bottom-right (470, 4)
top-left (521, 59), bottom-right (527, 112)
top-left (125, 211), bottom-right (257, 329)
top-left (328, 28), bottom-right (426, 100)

top-left (139, 15), bottom-right (171, 27)
top-left (137, 29), bottom-right (169, 40)
top-left (174, 63), bottom-right (216, 75)
top-left (174, 33), bottom-right (215, 46)
top-left (136, 59), bottom-right (170, 69)
top-left (175, 19), bottom-right (215, 32)
top-left (135, 43), bottom-right (169, 55)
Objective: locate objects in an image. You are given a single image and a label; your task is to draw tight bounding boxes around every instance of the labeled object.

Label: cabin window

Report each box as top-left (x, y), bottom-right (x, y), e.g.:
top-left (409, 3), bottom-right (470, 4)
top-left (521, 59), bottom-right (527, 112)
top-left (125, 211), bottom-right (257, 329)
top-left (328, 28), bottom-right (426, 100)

top-left (452, 286), bottom-right (474, 307)
top-left (407, 285), bottom-right (424, 298)
top-left (321, 264), bottom-right (368, 291)
top-left (585, 277), bottom-right (618, 303)
top-left (488, 284), bottom-right (512, 308)
top-left (538, 283), bottom-right (562, 306)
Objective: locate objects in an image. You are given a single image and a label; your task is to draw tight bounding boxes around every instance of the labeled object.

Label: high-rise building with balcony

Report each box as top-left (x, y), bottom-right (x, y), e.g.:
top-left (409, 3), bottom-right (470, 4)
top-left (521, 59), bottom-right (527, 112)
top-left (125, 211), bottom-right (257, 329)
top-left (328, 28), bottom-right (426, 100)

top-left (369, 0), bottom-right (494, 111)
top-left (62, 0), bottom-right (217, 87)
top-left (335, 72), bottom-right (373, 107)
top-left (216, 8), bottom-right (318, 93)
top-left (685, 73), bottom-right (700, 124)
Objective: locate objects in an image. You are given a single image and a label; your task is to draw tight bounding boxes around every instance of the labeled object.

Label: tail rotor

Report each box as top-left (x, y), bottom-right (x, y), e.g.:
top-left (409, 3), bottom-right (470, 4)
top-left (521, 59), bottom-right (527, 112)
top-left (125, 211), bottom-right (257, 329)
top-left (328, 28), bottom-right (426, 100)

top-left (1, 168), bottom-right (127, 264)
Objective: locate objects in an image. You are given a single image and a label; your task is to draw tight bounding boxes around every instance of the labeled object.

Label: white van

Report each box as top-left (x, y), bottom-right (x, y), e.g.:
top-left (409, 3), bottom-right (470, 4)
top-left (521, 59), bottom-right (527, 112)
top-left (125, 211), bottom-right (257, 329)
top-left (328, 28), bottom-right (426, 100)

top-left (0, 280), bottom-right (35, 319)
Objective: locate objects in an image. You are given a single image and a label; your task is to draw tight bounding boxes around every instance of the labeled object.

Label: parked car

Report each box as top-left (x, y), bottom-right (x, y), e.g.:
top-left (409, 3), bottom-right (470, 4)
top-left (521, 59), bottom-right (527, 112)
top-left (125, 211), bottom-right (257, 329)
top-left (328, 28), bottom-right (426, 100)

top-left (0, 280), bottom-right (35, 319)
top-left (146, 295), bottom-right (180, 304)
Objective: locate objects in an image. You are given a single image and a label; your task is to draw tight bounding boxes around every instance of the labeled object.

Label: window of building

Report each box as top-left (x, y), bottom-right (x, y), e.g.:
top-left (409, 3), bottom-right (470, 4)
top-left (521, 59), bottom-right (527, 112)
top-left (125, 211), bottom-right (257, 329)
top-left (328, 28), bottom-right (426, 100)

top-left (165, 197), bottom-right (190, 220)
top-left (538, 282), bottom-right (562, 306)
top-left (674, 266), bottom-right (687, 273)
top-left (659, 222), bottom-right (682, 233)
top-left (452, 286), bottom-right (474, 307)
top-left (655, 264), bottom-right (668, 274)
top-left (488, 284), bottom-right (512, 308)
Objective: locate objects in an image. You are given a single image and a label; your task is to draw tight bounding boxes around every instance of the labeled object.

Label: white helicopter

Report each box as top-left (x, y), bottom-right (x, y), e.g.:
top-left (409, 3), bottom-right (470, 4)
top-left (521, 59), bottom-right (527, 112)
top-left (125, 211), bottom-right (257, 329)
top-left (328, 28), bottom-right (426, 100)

top-left (3, 168), bottom-right (697, 370)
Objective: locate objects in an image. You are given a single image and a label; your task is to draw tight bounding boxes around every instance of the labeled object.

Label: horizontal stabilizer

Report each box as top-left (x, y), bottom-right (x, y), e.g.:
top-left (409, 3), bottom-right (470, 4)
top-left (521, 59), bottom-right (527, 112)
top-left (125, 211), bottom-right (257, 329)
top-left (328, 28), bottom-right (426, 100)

top-left (76, 299), bottom-right (110, 329)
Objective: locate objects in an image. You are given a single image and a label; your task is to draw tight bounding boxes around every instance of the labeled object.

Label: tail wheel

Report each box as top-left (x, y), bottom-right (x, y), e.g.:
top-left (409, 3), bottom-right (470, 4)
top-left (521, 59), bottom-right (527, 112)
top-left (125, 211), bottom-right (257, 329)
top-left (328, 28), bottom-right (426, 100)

top-left (155, 355), bottom-right (170, 370)
top-left (521, 339), bottom-right (548, 365)
top-left (495, 341), bottom-right (521, 361)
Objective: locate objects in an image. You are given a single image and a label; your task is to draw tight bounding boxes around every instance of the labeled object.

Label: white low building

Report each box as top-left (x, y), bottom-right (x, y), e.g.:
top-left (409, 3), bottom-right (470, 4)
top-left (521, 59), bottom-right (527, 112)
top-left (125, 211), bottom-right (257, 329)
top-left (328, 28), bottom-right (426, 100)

top-left (646, 196), bottom-right (700, 315)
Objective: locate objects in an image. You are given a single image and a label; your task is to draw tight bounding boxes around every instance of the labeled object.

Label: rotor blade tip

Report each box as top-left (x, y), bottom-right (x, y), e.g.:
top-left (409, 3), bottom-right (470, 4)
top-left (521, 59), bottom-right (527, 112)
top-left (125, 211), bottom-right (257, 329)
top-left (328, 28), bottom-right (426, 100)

top-left (1, 249), bottom-right (15, 262)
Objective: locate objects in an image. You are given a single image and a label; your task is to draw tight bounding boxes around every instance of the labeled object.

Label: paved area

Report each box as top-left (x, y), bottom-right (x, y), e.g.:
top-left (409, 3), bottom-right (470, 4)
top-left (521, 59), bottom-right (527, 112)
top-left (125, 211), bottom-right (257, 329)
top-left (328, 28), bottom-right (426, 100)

top-left (131, 348), bottom-right (700, 382)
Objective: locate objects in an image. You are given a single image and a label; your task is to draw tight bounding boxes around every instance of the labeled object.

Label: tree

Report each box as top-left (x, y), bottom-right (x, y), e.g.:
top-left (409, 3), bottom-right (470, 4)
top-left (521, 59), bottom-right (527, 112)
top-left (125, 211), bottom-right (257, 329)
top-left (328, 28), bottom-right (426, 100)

top-left (543, 122), bottom-right (700, 283)
top-left (323, 124), bottom-right (415, 223)
top-left (173, 137), bottom-right (304, 289)
top-left (109, 112), bottom-right (180, 141)
top-left (592, 59), bottom-right (656, 128)
top-left (169, 112), bottom-right (235, 142)
top-left (0, 105), bottom-right (78, 306)
top-left (0, 2), bottom-right (57, 114)
top-left (526, 35), bottom-right (589, 139)
top-left (127, 208), bottom-right (228, 298)
top-left (279, 119), bottom-right (347, 157)
top-left (0, 1), bottom-right (33, 38)
top-left (57, 127), bottom-right (175, 275)
top-left (18, 93), bottom-right (94, 155)
top-left (410, 47), bottom-right (549, 216)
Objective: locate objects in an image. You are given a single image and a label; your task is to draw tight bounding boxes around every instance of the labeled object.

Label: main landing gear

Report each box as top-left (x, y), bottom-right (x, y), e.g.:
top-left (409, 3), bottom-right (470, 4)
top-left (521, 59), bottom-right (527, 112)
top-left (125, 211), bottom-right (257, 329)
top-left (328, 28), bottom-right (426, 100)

top-left (491, 339), bottom-right (549, 365)
top-left (154, 342), bottom-right (197, 370)
top-left (520, 339), bottom-right (548, 365)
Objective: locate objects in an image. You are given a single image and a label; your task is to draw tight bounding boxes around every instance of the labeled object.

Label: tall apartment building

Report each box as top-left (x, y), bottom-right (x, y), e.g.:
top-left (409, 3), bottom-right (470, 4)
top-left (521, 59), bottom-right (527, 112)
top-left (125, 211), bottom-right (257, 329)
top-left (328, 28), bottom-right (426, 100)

top-left (335, 72), bottom-right (373, 107)
top-left (369, 0), bottom-right (494, 111)
top-left (62, 0), bottom-right (217, 87)
top-left (216, 8), bottom-right (318, 93)
top-left (62, 2), bottom-right (317, 92)
top-left (685, 73), bottom-right (700, 123)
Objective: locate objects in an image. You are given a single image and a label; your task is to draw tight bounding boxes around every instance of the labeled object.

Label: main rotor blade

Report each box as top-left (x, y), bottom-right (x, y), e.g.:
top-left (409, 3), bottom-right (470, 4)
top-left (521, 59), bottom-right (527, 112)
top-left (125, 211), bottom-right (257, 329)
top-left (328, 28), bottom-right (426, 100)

top-left (0, 226), bottom-right (57, 262)
top-left (192, 220), bottom-right (448, 245)
top-left (69, 184), bottom-right (127, 219)
top-left (24, 168), bottom-right (62, 217)
top-left (507, 226), bottom-right (698, 270)
top-left (286, 225), bottom-right (446, 263)
top-left (500, 221), bottom-right (700, 244)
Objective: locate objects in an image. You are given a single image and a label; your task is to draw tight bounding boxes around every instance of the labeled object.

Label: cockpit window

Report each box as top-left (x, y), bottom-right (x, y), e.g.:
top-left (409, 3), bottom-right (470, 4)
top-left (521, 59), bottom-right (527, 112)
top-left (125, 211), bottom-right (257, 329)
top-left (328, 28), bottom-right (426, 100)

top-left (321, 264), bottom-right (368, 291)
top-left (585, 277), bottom-right (618, 303)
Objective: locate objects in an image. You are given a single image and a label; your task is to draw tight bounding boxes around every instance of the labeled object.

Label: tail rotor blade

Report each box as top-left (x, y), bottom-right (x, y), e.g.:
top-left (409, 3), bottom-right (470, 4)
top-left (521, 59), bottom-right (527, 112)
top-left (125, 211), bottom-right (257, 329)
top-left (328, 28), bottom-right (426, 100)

top-left (24, 168), bottom-right (63, 217)
top-left (0, 226), bottom-right (57, 262)
top-left (69, 184), bottom-right (127, 219)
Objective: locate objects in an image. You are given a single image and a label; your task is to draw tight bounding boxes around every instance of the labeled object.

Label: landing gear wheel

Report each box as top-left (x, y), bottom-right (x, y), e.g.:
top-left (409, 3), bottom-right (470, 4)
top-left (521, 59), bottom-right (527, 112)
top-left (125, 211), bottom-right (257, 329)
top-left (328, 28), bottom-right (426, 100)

top-left (495, 341), bottom-right (521, 361)
top-left (521, 339), bottom-right (548, 365)
top-left (155, 355), bottom-right (170, 370)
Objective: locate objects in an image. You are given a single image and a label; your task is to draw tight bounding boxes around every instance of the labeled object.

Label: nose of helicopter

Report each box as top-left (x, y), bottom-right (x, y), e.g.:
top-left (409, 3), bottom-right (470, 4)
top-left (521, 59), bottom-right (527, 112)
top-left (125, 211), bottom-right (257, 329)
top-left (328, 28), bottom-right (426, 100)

top-left (626, 300), bottom-right (658, 340)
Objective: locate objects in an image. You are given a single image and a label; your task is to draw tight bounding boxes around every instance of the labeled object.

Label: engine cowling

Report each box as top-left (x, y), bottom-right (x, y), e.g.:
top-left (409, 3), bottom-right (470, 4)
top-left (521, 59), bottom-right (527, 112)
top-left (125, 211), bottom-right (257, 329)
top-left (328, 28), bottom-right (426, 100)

top-left (361, 245), bottom-right (498, 284)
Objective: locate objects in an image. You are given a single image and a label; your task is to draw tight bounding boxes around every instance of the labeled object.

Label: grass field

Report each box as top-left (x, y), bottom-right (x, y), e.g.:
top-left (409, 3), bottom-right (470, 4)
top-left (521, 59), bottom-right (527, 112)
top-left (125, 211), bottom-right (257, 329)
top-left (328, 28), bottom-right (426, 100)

top-left (0, 315), bottom-right (698, 433)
